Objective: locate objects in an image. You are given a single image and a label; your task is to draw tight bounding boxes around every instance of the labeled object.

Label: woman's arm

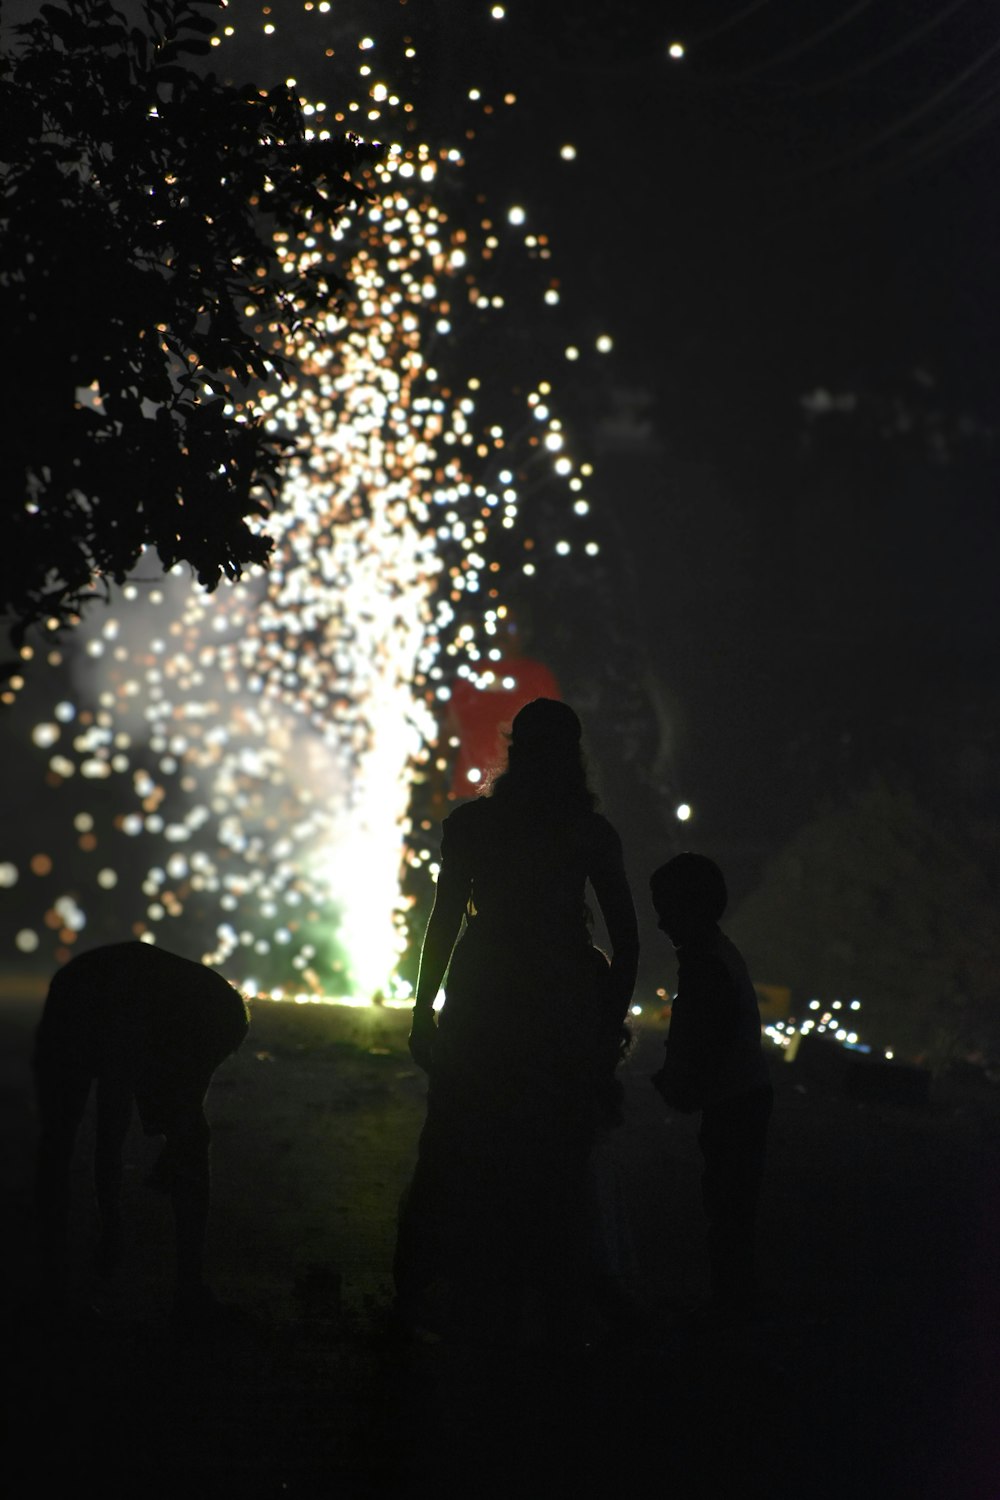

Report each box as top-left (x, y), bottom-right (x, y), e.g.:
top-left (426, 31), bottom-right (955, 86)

top-left (589, 823), bottom-right (640, 1019)
top-left (409, 853), bottom-right (470, 1069)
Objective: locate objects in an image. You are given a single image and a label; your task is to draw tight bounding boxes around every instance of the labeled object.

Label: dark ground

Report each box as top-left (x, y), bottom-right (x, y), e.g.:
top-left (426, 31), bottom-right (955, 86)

top-left (1, 986), bottom-right (998, 1499)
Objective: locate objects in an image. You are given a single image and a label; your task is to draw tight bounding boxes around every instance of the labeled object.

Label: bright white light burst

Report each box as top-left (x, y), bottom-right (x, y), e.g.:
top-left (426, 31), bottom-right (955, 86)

top-left (2, 19), bottom-right (605, 1001)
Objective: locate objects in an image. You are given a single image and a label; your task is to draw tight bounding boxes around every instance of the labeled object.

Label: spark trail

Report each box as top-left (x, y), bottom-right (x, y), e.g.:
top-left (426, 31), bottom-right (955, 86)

top-left (1, 9), bottom-right (608, 998)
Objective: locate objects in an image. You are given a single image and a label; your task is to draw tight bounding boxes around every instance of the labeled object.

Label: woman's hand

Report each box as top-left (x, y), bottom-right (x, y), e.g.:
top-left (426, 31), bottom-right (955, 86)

top-left (408, 1006), bottom-right (438, 1072)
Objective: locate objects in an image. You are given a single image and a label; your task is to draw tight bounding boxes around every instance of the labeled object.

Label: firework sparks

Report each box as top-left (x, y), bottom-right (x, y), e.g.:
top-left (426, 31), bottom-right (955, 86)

top-left (1, 9), bottom-right (608, 1000)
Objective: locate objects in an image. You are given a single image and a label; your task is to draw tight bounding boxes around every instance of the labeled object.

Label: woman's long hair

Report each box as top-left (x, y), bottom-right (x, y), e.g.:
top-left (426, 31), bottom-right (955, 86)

top-left (484, 698), bottom-right (596, 817)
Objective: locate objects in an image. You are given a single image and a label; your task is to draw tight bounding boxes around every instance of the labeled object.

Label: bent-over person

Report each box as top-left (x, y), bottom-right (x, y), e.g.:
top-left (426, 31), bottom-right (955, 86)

top-left (33, 940), bottom-right (248, 1323)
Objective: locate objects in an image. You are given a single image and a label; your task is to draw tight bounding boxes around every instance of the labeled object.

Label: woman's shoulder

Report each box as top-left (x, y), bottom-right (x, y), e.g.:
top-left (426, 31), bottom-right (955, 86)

top-left (585, 809), bottom-right (623, 849)
top-left (443, 796), bottom-right (489, 827)
top-left (441, 795), bottom-right (491, 845)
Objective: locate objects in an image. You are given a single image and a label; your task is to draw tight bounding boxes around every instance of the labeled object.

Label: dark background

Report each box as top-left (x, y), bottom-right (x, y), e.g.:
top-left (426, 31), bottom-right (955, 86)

top-left (2, 0), bottom-right (998, 999)
top-left (478, 1), bottom-right (1000, 887)
top-left (210, 0), bottom-right (1000, 892)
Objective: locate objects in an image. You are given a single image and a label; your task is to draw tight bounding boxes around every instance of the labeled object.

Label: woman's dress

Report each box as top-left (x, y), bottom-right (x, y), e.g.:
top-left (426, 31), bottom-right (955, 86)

top-left (394, 794), bottom-right (634, 1311)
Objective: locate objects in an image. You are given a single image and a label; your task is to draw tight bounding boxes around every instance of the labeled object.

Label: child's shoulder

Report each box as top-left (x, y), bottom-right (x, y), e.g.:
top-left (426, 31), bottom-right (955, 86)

top-left (680, 930), bottom-right (737, 990)
top-left (714, 927), bottom-right (751, 973)
top-left (682, 944), bottom-right (731, 979)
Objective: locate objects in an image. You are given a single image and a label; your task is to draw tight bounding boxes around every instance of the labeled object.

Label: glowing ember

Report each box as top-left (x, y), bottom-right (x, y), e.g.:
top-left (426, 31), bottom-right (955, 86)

top-left (0, 12), bottom-right (603, 999)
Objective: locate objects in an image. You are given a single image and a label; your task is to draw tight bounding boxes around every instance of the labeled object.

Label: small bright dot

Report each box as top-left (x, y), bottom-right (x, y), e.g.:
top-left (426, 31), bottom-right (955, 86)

top-left (596, 334), bottom-right (613, 353)
top-left (467, 768), bottom-right (481, 783)
top-left (668, 41), bottom-right (685, 59)
top-left (507, 205), bottom-right (526, 225)
top-left (15, 929), bottom-right (39, 953)
top-left (675, 803), bottom-right (692, 821)
top-left (560, 144), bottom-right (576, 161)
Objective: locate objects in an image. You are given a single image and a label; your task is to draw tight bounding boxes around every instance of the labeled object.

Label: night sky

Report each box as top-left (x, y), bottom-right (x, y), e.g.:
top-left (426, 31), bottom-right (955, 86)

top-left (377, 0), bottom-right (1000, 893)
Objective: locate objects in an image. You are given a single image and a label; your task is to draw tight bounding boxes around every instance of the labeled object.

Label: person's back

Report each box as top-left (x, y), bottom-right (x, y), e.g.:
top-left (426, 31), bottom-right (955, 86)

top-left (37, 936), bottom-right (234, 1041)
top-left (441, 794), bottom-right (620, 953)
top-left (711, 927), bottom-right (770, 1099)
top-left (664, 922), bottom-right (770, 1110)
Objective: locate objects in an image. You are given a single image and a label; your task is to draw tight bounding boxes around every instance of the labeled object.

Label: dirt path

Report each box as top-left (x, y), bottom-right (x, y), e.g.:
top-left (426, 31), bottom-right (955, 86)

top-left (2, 995), bottom-right (997, 1497)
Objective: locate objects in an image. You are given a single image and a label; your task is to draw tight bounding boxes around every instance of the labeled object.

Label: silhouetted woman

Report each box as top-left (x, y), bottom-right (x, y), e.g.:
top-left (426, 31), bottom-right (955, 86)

top-left (395, 697), bottom-right (639, 1340)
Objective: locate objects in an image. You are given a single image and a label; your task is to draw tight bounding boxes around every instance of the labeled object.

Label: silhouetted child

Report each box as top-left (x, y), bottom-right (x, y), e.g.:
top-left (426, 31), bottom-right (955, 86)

top-left (33, 940), bottom-right (248, 1325)
top-left (649, 853), bottom-right (772, 1324)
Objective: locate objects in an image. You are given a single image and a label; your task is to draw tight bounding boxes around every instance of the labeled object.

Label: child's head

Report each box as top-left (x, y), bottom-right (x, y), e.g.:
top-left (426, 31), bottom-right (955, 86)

top-left (649, 852), bottom-right (727, 943)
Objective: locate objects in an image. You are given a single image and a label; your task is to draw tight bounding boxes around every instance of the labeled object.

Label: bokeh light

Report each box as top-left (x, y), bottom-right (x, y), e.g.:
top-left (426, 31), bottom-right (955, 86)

top-left (0, 8), bottom-right (605, 1002)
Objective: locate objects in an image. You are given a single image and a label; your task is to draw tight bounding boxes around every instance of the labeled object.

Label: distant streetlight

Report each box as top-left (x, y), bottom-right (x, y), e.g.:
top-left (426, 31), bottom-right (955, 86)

top-left (668, 42), bottom-right (685, 60)
top-left (675, 802), bottom-right (692, 821)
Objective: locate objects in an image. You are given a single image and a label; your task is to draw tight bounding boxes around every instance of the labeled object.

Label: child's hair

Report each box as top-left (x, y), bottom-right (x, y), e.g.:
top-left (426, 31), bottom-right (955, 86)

top-left (649, 852), bottom-right (728, 923)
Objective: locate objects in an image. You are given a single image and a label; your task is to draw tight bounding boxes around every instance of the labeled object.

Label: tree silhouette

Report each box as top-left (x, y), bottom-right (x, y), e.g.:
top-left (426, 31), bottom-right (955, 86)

top-left (0, 0), bottom-right (383, 668)
top-left (729, 774), bottom-right (1000, 1068)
